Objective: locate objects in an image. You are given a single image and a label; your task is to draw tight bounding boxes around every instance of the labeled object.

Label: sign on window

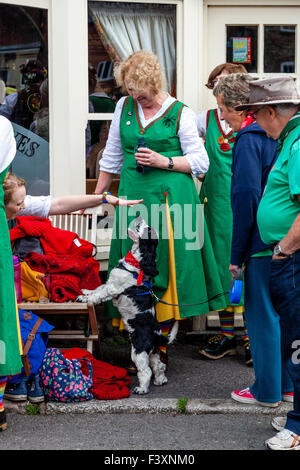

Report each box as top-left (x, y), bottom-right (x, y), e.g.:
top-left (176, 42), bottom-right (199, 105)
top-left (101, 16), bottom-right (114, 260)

top-left (232, 37), bottom-right (251, 63)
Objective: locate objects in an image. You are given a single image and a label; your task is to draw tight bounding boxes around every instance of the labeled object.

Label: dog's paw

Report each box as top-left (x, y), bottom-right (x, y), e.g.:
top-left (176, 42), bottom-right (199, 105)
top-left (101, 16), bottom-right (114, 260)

top-left (153, 376), bottom-right (168, 386)
top-left (132, 386), bottom-right (149, 395)
top-left (76, 294), bottom-right (94, 305)
top-left (81, 289), bottom-right (95, 296)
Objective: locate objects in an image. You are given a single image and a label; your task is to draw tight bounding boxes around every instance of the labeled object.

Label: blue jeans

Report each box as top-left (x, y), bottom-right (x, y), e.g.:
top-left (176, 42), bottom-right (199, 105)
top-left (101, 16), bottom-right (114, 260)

top-left (244, 256), bottom-right (292, 403)
top-left (270, 249), bottom-right (300, 435)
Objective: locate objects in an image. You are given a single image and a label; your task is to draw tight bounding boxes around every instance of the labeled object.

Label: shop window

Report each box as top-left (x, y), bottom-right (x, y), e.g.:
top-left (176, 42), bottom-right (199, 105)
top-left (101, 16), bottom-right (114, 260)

top-left (85, 119), bottom-right (120, 194)
top-left (88, 1), bottom-right (176, 97)
top-left (0, 3), bottom-right (49, 195)
top-left (280, 61), bottom-right (295, 74)
top-left (264, 25), bottom-right (296, 73)
top-left (86, 119), bottom-right (112, 179)
top-left (87, 0), bottom-right (176, 190)
top-left (226, 26), bottom-right (258, 73)
top-left (97, 60), bottom-right (114, 82)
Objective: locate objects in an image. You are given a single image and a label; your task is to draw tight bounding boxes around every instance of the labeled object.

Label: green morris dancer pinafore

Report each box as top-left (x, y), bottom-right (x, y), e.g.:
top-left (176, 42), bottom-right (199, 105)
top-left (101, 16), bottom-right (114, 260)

top-left (0, 168), bottom-right (23, 376)
top-left (200, 109), bottom-right (243, 307)
top-left (106, 98), bottom-right (227, 321)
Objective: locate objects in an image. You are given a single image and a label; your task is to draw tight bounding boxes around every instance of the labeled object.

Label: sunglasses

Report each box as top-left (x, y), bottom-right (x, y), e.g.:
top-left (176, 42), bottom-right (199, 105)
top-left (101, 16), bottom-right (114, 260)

top-left (248, 106), bottom-right (265, 119)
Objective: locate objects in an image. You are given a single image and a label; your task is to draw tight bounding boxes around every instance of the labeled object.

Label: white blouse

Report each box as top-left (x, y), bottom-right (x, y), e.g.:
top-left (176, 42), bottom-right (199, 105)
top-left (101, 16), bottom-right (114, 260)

top-left (196, 107), bottom-right (232, 139)
top-left (19, 195), bottom-right (52, 218)
top-left (100, 95), bottom-right (209, 177)
top-left (0, 116), bottom-right (16, 174)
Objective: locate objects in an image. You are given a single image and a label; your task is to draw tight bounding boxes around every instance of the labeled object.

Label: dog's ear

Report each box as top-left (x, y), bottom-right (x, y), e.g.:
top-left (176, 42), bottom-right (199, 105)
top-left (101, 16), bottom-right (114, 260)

top-left (139, 238), bottom-right (159, 278)
top-left (128, 228), bottom-right (139, 243)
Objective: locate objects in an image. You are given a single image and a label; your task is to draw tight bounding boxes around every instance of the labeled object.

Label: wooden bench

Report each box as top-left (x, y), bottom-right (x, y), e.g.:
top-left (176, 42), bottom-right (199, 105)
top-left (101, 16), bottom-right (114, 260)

top-left (18, 205), bottom-right (115, 353)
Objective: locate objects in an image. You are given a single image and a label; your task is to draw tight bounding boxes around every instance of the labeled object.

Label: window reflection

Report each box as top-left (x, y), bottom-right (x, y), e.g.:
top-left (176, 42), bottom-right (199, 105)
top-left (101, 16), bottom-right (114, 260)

top-left (86, 120), bottom-right (115, 179)
top-left (0, 4), bottom-right (49, 196)
top-left (86, 118), bottom-right (120, 194)
top-left (264, 25), bottom-right (295, 73)
top-left (88, 1), bottom-right (176, 96)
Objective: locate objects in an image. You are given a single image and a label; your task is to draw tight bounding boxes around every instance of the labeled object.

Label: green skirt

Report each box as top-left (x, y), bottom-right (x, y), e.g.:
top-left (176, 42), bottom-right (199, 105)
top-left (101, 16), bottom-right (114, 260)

top-left (0, 168), bottom-right (23, 376)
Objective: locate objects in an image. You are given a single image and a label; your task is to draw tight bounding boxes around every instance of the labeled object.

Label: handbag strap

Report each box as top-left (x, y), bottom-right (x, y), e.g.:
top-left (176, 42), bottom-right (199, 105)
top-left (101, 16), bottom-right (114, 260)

top-left (22, 317), bottom-right (43, 356)
top-left (79, 358), bottom-right (93, 379)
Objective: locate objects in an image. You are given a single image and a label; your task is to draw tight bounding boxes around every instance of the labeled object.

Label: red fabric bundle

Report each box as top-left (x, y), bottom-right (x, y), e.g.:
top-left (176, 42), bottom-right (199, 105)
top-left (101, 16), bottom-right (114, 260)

top-left (24, 252), bottom-right (101, 302)
top-left (10, 216), bottom-right (94, 257)
top-left (10, 217), bottom-right (101, 302)
top-left (61, 348), bottom-right (131, 400)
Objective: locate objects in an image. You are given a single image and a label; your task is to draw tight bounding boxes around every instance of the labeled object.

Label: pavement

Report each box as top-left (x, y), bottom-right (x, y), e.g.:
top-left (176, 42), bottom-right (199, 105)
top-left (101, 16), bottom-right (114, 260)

top-left (3, 330), bottom-right (293, 418)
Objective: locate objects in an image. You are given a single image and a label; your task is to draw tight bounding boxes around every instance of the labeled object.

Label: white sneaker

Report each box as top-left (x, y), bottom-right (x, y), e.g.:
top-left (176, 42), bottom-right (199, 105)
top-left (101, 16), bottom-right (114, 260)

top-left (265, 429), bottom-right (300, 450)
top-left (271, 416), bottom-right (287, 432)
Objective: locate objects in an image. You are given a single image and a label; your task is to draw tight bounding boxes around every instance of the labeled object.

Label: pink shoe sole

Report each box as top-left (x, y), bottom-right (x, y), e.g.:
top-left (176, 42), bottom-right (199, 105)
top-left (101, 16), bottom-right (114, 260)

top-left (231, 389), bottom-right (280, 408)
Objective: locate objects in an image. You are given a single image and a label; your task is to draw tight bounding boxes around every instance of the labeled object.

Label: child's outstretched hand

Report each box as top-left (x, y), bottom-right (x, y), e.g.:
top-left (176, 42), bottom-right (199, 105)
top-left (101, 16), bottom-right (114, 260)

top-left (105, 194), bottom-right (143, 207)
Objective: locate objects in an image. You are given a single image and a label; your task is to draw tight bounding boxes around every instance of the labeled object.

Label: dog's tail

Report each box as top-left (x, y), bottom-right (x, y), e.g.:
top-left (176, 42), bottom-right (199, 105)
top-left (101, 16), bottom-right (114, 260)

top-left (167, 320), bottom-right (179, 345)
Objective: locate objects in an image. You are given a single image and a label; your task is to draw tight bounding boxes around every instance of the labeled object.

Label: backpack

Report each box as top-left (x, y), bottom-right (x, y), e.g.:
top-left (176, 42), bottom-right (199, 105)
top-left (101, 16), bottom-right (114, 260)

top-left (11, 309), bottom-right (54, 381)
top-left (39, 348), bottom-right (93, 402)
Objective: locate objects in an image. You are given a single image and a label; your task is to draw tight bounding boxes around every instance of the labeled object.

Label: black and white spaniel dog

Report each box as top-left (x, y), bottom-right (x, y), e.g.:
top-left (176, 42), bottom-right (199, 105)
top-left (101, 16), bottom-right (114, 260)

top-left (77, 216), bottom-right (178, 395)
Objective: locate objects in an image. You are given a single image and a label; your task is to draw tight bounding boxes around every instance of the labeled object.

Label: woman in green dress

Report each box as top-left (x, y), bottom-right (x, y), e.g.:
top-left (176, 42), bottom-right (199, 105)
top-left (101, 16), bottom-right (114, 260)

top-left (94, 50), bottom-right (227, 366)
top-left (196, 63), bottom-right (251, 363)
top-left (0, 115), bottom-right (23, 431)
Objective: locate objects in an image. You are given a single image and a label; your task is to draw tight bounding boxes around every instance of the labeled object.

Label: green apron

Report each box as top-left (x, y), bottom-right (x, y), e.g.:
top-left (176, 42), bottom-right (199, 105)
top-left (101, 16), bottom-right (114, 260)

top-left (200, 109), bottom-right (243, 307)
top-left (0, 167), bottom-right (23, 376)
top-left (105, 97), bottom-right (226, 320)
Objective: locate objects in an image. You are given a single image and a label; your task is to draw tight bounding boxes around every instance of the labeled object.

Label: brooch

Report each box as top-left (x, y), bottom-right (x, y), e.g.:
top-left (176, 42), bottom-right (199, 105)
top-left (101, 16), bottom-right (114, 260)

top-left (163, 116), bottom-right (176, 128)
top-left (217, 135), bottom-right (235, 152)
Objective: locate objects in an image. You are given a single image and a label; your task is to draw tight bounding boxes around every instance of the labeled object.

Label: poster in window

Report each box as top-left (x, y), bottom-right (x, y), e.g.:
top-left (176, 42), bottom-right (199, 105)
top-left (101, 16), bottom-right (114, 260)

top-left (232, 37), bottom-right (251, 63)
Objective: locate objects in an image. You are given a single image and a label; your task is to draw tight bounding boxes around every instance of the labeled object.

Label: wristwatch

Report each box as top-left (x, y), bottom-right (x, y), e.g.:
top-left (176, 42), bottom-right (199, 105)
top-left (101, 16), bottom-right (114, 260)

top-left (273, 243), bottom-right (289, 257)
top-left (167, 157), bottom-right (174, 170)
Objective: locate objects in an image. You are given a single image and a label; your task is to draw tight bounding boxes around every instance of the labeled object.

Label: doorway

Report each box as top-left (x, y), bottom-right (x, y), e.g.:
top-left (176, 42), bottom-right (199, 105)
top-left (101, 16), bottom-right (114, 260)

top-left (203, 5), bottom-right (299, 110)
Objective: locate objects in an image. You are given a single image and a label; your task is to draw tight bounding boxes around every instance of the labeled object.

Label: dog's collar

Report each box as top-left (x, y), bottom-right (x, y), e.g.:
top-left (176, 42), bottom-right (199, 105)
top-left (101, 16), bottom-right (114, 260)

top-left (123, 250), bottom-right (144, 285)
top-left (124, 250), bottom-right (140, 269)
top-left (132, 275), bottom-right (153, 295)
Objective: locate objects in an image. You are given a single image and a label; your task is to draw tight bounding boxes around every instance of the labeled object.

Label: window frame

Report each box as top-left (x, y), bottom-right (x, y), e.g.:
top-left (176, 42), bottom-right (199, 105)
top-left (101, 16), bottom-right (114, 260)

top-left (0, 1), bottom-right (204, 197)
top-left (87, 0), bottom-right (183, 125)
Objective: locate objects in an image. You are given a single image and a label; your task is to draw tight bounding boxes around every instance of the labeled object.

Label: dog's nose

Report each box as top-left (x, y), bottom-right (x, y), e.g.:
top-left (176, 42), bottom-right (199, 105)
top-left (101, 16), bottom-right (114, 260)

top-left (134, 215), bottom-right (144, 227)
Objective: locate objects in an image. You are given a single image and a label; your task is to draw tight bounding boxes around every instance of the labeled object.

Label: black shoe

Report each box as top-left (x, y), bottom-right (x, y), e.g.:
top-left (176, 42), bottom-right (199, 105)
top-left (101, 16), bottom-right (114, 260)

top-left (244, 343), bottom-right (253, 366)
top-left (0, 410), bottom-right (7, 432)
top-left (198, 334), bottom-right (237, 359)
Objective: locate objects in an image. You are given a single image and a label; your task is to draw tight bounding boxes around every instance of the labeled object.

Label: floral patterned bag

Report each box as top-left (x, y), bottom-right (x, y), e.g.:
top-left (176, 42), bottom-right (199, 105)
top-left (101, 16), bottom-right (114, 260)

top-left (39, 348), bottom-right (93, 402)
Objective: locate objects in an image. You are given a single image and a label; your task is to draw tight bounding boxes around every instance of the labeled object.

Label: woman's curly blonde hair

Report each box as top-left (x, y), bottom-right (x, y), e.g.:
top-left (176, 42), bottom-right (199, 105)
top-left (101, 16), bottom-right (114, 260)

top-left (3, 172), bottom-right (25, 205)
top-left (114, 50), bottom-right (166, 95)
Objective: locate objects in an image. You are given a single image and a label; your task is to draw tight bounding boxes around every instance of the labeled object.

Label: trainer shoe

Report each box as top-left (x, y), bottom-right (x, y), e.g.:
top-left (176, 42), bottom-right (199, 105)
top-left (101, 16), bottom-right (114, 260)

top-left (27, 375), bottom-right (45, 403)
top-left (198, 334), bottom-right (236, 359)
top-left (265, 429), bottom-right (300, 450)
top-left (231, 387), bottom-right (281, 407)
top-left (4, 376), bottom-right (30, 402)
top-left (282, 392), bottom-right (294, 403)
top-left (271, 416), bottom-right (287, 432)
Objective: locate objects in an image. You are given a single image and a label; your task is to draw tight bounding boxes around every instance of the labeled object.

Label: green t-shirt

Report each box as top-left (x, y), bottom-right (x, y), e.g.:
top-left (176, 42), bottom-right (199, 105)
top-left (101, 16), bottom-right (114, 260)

top-left (257, 125), bottom-right (300, 245)
top-left (251, 248), bottom-right (273, 258)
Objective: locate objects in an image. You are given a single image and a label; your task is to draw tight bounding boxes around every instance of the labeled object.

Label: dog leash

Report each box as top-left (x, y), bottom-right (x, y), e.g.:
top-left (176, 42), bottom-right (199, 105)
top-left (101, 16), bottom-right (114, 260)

top-left (148, 288), bottom-right (230, 307)
top-left (147, 268), bottom-right (244, 307)
top-left (132, 269), bottom-right (239, 307)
